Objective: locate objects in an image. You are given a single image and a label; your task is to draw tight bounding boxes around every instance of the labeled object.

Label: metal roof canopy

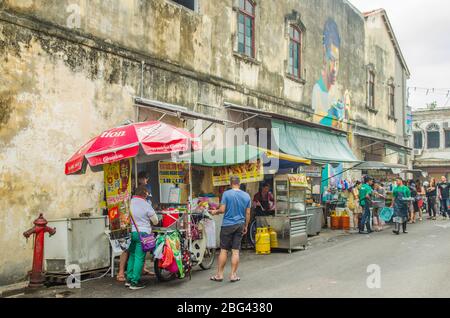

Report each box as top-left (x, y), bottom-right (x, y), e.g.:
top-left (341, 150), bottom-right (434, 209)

top-left (352, 161), bottom-right (408, 171)
top-left (224, 102), bottom-right (348, 136)
top-left (353, 131), bottom-right (412, 152)
top-left (134, 97), bottom-right (235, 126)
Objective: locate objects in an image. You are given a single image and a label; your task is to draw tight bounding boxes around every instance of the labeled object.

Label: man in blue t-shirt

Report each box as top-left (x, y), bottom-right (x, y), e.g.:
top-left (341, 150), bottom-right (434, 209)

top-left (210, 176), bottom-right (251, 283)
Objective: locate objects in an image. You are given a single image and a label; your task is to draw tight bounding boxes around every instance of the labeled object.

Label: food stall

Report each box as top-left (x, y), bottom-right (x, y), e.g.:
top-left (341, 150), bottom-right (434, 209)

top-left (352, 161), bottom-right (408, 207)
top-left (64, 120), bottom-right (207, 281)
top-left (188, 145), bottom-right (312, 252)
top-left (256, 174), bottom-right (309, 253)
top-left (297, 165), bottom-right (324, 236)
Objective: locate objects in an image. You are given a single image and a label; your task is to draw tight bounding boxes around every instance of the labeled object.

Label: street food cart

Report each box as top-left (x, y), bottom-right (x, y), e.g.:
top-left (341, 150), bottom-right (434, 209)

top-left (257, 174), bottom-right (309, 253)
top-left (64, 120), bottom-right (215, 282)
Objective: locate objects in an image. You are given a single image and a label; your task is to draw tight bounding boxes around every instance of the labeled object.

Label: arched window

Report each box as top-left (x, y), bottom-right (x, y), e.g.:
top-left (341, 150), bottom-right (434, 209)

top-left (238, 0), bottom-right (255, 58)
top-left (427, 123), bottom-right (440, 149)
top-left (288, 25), bottom-right (302, 79)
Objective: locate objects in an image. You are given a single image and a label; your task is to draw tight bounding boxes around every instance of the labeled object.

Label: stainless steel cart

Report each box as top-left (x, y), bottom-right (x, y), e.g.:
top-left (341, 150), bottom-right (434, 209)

top-left (256, 174), bottom-right (309, 253)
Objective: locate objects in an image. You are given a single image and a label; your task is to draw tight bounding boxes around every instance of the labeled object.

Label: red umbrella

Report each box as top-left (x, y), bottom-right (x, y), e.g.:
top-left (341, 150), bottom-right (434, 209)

top-left (65, 121), bottom-right (200, 175)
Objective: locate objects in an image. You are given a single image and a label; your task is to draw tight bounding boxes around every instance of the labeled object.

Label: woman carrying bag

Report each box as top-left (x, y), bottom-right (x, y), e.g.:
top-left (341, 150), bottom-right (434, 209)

top-left (126, 185), bottom-right (159, 290)
top-left (391, 178), bottom-right (411, 235)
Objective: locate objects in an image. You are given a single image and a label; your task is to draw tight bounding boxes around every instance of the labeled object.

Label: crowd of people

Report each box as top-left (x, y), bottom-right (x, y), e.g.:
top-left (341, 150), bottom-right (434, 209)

top-left (341, 175), bottom-right (450, 235)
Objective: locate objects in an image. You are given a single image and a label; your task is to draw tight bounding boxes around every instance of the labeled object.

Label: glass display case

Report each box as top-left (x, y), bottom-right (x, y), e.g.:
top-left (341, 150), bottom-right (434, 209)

top-left (256, 174), bottom-right (309, 252)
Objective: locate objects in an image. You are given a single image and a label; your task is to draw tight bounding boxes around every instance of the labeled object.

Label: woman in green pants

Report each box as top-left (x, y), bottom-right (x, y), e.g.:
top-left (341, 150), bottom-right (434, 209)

top-left (126, 185), bottom-right (159, 290)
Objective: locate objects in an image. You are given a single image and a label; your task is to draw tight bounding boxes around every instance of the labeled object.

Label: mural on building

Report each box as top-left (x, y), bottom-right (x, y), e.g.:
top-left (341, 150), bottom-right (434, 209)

top-left (312, 18), bottom-right (351, 188)
top-left (312, 18), bottom-right (350, 131)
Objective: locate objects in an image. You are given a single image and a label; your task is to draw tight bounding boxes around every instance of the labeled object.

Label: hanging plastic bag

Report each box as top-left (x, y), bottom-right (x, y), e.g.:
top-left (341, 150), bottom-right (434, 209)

top-left (204, 219), bottom-right (216, 249)
top-left (153, 235), bottom-right (165, 259)
top-left (160, 238), bottom-right (174, 269)
top-left (167, 232), bottom-right (184, 278)
top-left (167, 259), bottom-right (179, 274)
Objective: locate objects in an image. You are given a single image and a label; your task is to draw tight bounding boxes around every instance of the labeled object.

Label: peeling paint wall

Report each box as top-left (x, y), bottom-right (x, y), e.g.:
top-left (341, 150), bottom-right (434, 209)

top-left (364, 12), bottom-right (409, 144)
top-left (0, 0), bottom-right (410, 285)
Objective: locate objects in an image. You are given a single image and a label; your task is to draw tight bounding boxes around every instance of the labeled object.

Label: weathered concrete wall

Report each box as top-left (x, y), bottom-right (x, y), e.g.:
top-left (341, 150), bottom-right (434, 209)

top-left (363, 12), bottom-right (409, 144)
top-left (2, 0), bottom-right (367, 116)
top-left (412, 108), bottom-right (450, 161)
top-left (0, 0), bottom-right (409, 285)
top-left (0, 20), bottom-right (139, 285)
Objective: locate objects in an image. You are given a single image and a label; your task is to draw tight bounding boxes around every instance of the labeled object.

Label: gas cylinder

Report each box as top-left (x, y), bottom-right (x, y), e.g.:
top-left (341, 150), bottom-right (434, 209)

top-left (255, 228), bottom-right (271, 255)
top-left (268, 227), bottom-right (278, 248)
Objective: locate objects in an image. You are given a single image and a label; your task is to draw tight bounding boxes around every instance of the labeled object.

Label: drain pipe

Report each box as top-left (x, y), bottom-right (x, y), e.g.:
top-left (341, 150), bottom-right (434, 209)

top-left (135, 61), bottom-right (145, 123)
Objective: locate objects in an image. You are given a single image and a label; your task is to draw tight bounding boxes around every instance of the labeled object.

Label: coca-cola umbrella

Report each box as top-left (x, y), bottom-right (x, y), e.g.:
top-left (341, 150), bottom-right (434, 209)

top-left (65, 121), bottom-right (201, 175)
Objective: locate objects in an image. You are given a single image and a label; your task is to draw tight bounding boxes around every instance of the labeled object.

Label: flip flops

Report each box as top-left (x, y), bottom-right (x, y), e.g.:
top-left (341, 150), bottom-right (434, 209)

top-left (210, 276), bottom-right (223, 282)
top-left (230, 277), bottom-right (241, 283)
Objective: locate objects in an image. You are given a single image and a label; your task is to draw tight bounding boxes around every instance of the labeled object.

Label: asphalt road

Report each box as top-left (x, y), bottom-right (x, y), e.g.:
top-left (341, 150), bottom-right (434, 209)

top-left (14, 219), bottom-right (450, 298)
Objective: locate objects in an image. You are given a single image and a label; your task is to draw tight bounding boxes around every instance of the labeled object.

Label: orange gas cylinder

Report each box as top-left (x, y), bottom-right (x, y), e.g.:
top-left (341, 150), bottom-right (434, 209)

top-left (331, 216), bottom-right (341, 230)
top-left (341, 215), bottom-right (350, 230)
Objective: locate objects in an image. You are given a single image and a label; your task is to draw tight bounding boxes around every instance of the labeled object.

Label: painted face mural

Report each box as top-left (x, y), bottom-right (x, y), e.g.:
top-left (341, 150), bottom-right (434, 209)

top-left (312, 18), bottom-right (349, 131)
top-left (312, 19), bottom-right (351, 191)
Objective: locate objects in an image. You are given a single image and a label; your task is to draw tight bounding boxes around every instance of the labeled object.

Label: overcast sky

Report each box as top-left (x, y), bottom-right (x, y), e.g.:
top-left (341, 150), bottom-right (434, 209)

top-left (350, 0), bottom-right (450, 109)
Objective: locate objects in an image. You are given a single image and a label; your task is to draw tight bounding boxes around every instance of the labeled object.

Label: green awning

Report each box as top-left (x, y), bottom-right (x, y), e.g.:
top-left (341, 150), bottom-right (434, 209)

top-left (190, 144), bottom-right (264, 167)
top-left (272, 120), bottom-right (360, 163)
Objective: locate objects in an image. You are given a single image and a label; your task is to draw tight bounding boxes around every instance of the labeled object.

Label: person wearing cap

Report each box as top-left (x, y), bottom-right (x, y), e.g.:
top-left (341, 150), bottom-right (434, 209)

top-left (209, 176), bottom-right (251, 283)
top-left (358, 176), bottom-right (374, 234)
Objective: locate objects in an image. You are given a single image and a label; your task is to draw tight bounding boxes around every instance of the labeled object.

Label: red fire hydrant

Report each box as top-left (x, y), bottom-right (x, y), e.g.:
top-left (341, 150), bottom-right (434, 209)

top-left (23, 214), bottom-right (56, 288)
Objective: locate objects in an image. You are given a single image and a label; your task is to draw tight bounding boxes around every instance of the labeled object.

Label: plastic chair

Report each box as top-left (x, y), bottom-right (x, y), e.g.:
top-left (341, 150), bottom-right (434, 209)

top-left (105, 230), bottom-right (124, 278)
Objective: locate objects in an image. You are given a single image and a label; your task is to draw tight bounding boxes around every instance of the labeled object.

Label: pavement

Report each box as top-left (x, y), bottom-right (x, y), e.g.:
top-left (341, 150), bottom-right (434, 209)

top-left (5, 219), bottom-right (450, 298)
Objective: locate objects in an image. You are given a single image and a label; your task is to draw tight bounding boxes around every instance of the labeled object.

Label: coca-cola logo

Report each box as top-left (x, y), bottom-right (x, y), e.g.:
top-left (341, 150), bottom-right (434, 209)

top-left (138, 124), bottom-right (162, 138)
top-left (102, 154), bottom-right (124, 163)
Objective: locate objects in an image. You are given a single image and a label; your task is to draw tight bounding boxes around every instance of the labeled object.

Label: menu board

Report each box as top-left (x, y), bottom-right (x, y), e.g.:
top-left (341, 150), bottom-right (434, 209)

top-left (159, 161), bottom-right (190, 204)
top-left (288, 174), bottom-right (309, 188)
top-left (159, 161), bottom-right (190, 185)
top-left (212, 160), bottom-right (263, 187)
top-left (104, 159), bottom-right (132, 230)
top-left (298, 166), bottom-right (322, 178)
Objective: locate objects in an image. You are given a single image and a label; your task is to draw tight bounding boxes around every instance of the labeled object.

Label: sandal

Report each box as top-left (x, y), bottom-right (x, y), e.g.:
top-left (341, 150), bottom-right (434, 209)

top-left (230, 277), bottom-right (241, 283)
top-left (116, 274), bottom-right (126, 282)
top-left (142, 269), bottom-right (155, 277)
top-left (210, 276), bottom-right (223, 282)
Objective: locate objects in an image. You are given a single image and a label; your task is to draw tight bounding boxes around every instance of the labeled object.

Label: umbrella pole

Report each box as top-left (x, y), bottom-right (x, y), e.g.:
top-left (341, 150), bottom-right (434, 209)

top-left (188, 161), bottom-right (193, 252)
top-left (134, 158), bottom-right (138, 190)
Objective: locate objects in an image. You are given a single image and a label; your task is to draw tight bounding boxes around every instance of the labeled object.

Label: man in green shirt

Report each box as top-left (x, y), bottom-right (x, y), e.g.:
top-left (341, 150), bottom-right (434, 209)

top-left (359, 176), bottom-right (374, 234)
top-left (391, 178), bottom-right (411, 235)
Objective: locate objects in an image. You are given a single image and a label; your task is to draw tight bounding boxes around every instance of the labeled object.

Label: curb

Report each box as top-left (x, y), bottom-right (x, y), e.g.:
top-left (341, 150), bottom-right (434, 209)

top-left (0, 281), bottom-right (28, 298)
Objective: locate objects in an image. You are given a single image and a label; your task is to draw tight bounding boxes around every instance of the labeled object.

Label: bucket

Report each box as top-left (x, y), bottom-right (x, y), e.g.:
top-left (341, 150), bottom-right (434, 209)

top-left (331, 216), bottom-right (341, 230)
top-left (162, 211), bottom-right (179, 228)
top-left (341, 215), bottom-right (350, 230)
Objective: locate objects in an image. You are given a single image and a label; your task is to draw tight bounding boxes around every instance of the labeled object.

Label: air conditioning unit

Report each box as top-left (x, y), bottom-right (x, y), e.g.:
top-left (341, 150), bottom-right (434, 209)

top-left (414, 149), bottom-right (423, 156)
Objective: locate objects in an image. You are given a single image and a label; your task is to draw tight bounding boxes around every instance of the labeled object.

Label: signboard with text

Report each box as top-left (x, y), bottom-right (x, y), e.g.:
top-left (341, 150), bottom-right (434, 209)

top-left (212, 161), bottom-right (264, 187)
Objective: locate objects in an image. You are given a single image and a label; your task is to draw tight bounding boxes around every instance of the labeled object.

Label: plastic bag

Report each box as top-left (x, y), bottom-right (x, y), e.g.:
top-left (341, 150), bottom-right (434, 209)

top-left (379, 207), bottom-right (394, 222)
top-left (153, 236), bottom-right (165, 259)
top-left (204, 219), bottom-right (216, 249)
top-left (167, 232), bottom-right (184, 278)
top-left (160, 239), bottom-right (174, 269)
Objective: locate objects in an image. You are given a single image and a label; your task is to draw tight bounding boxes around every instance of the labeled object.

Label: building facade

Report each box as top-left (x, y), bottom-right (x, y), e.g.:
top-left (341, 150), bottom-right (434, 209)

top-left (412, 106), bottom-right (450, 179)
top-left (0, 0), bottom-right (410, 286)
